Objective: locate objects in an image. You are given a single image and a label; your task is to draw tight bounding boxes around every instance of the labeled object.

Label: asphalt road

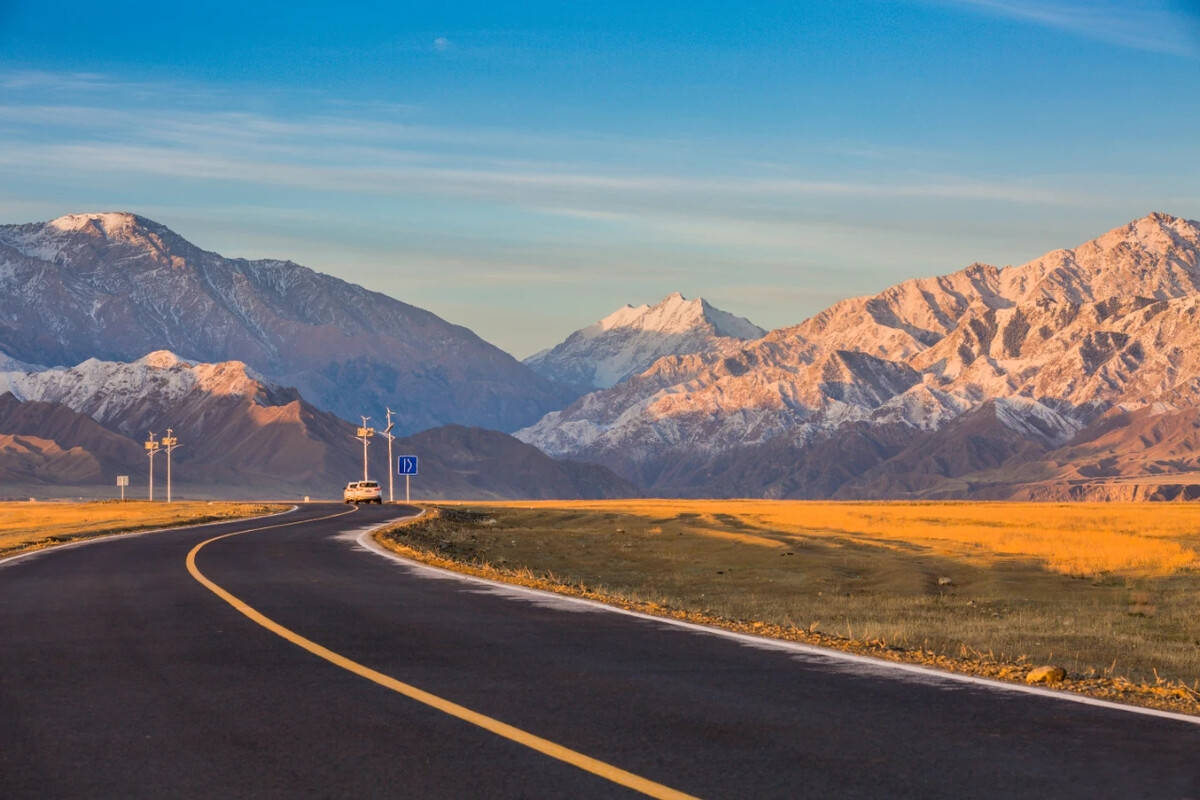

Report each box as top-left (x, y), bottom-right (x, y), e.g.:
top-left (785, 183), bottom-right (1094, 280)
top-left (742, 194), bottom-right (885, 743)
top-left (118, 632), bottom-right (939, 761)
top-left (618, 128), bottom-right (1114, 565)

top-left (0, 503), bottom-right (1196, 798)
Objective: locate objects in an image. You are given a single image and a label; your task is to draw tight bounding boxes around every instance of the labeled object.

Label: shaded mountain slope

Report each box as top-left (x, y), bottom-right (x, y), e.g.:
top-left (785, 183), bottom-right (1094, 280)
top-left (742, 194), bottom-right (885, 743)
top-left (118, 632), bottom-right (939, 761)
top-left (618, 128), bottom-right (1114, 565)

top-left (388, 425), bottom-right (639, 501)
top-left (0, 212), bottom-right (571, 434)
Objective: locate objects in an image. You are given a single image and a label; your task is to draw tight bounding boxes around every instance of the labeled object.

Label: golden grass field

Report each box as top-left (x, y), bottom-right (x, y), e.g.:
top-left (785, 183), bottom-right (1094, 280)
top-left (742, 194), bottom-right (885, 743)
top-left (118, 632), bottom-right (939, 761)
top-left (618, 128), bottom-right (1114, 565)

top-left (0, 501), bottom-right (286, 557)
top-left (492, 500), bottom-right (1200, 577)
top-left (379, 500), bottom-right (1200, 708)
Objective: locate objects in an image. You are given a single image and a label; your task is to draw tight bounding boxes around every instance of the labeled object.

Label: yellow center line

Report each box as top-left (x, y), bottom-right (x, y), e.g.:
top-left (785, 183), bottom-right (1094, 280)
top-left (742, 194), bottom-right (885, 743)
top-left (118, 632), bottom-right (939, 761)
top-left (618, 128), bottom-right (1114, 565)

top-left (185, 508), bottom-right (699, 800)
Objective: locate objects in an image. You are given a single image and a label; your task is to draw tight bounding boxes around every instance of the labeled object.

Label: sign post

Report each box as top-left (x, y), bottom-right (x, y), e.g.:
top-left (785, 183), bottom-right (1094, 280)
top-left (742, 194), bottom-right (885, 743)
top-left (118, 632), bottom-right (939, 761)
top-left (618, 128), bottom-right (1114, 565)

top-left (397, 455), bottom-right (418, 503)
top-left (116, 475), bottom-right (129, 502)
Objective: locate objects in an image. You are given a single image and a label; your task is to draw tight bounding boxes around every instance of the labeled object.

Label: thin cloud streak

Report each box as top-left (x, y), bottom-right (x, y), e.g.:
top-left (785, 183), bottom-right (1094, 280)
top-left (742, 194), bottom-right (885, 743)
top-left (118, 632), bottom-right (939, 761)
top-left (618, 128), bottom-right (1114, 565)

top-left (0, 84), bottom-right (1094, 211)
top-left (940, 0), bottom-right (1200, 57)
top-left (0, 135), bottom-right (1090, 208)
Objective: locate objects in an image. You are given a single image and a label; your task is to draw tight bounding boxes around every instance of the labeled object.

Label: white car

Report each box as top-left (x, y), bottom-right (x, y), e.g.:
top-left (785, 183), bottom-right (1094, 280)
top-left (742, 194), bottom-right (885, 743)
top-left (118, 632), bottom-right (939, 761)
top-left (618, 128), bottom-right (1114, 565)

top-left (343, 480), bottom-right (383, 504)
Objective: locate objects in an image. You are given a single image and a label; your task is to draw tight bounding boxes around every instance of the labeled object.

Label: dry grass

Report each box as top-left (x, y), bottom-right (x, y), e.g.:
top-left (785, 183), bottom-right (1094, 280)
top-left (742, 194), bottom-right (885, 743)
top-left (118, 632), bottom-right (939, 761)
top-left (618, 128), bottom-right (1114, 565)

top-left (473, 500), bottom-right (1200, 577)
top-left (0, 500), bottom-right (287, 557)
top-left (378, 501), bottom-right (1200, 711)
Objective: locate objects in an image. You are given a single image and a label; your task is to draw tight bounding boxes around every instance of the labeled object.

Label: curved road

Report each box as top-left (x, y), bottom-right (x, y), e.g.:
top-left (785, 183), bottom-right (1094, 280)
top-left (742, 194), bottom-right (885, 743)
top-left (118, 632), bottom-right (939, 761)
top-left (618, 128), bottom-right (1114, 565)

top-left (0, 504), bottom-right (1196, 798)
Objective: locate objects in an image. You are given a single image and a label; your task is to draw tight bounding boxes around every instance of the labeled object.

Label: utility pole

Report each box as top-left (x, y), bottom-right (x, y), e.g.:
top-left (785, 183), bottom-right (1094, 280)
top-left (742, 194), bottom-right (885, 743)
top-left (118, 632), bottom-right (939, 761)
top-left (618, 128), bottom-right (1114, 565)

top-left (383, 408), bottom-right (396, 503)
top-left (356, 417), bottom-right (374, 482)
top-left (162, 428), bottom-right (179, 503)
top-left (144, 432), bottom-right (160, 501)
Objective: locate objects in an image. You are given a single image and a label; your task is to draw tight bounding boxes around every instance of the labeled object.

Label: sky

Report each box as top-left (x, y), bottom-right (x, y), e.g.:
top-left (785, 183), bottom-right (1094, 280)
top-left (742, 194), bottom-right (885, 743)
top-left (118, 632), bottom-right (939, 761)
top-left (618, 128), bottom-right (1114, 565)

top-left (0, 1), bottom-right (1197, 357)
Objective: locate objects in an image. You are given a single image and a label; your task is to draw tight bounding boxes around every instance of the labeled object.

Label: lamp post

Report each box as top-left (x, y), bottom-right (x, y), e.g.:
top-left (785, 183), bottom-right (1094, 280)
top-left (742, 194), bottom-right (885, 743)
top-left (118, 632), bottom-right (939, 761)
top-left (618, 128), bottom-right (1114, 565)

top-left (161, 429), bottom-right (179, 503)
top-left (144, 432), bottom-right (160, 501)
top-left (383, 408), bottom-right (396, 503)
top-left (355, 417), bottom-right (374, 482)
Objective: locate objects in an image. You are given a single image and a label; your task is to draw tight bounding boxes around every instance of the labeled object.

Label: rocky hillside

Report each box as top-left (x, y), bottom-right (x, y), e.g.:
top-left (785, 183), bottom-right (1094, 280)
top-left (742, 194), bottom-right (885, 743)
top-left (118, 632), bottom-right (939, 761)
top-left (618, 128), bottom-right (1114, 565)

top-left (517, 213), bottom-right (1200, 499)
top-left (387, 425), bottom-right (639, 500)
top-left (0, 353), bottom-right (635, 500)
top-left (0, 394), bottom-right (143, 487)
top-left (0, 212), bottom-right (571, 434)
top-left (524, 292), bottom-right (764, 395)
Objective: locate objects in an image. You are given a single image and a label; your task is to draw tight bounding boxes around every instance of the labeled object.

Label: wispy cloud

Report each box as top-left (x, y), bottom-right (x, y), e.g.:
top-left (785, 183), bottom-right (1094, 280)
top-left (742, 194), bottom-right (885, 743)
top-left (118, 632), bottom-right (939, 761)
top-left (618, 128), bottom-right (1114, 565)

top-left (0, 70), bottom-right (1102, 251)
top-left (939, 0), bottom-right (1200, 57)
top-left (0, 70), bottom-right (134, 91)
top-left (0, 106), bottom-right (1090, 209)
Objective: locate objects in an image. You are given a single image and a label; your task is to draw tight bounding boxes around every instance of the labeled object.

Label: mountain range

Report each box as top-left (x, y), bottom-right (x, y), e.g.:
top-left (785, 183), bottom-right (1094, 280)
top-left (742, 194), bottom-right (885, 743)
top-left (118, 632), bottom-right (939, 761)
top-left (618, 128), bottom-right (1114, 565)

top-left (517, 212), bottom-right (1200, 500)
top-left (0, 352), bottom-right (633, 500)
top-left (3, 209), bottom-right (1199, 501)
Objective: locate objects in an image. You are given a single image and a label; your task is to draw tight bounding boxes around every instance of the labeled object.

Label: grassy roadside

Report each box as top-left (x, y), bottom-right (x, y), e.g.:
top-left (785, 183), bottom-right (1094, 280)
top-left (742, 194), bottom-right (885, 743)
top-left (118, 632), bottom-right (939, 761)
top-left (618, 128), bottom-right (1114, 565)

top-left (375, 502), bottom-right (1200, 716)
top-left (0, 500), bottom-right (289, 558)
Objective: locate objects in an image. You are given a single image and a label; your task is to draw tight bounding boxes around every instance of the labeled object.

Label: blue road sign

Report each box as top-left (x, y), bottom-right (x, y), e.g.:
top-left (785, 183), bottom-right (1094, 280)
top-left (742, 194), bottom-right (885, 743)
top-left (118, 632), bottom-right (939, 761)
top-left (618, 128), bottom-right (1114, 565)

top-left (398, 455), bottom-right (419, 476)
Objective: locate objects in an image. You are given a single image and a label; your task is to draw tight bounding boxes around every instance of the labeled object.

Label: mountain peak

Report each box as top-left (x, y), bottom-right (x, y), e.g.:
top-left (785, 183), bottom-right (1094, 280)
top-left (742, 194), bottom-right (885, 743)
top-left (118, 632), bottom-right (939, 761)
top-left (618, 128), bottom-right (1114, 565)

top-left (525, 293), bottom-right (765, 392)
top-left (49, 211), bottom-right (150, 237)
top-left (1143, 211), bottom-right (1179, 224)
top-left (1091, 211), bottom-right (1200, 252)
top-left (595, 292), bottom-right (764, 339)
top-left (138, 350), bottom-right (188, 369)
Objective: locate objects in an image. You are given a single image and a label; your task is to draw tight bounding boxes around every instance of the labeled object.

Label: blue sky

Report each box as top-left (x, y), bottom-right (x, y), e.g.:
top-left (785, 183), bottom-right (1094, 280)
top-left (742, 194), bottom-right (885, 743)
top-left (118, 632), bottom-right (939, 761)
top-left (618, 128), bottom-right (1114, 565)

top-left (1, 1), bottom-right (1197, 356)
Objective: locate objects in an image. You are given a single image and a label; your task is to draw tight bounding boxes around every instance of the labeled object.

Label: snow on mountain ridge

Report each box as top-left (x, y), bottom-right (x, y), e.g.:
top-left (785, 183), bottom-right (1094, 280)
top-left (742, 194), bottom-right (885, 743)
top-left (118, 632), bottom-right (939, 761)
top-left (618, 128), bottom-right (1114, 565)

top-left (49, 212), bottom-right (145, 236)
top-left (0, 351), bottom-right (275, 436)
top-left (0, 352), bottom-right (44, 373)
top-left (592, 292), bottom-right (762, 338)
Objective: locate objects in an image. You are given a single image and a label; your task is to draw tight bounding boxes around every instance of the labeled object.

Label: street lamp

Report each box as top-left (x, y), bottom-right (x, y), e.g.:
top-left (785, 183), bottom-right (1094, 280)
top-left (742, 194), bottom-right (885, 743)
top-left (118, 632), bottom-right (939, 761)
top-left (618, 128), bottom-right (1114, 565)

top-left (383, 408), bottom-right (396, 503)
top-left (355, 417), bottom-right (374, 482)
top-left (144, 432), bottom-right (160, 501)
top-left (161, 428), bottom-right (180, 503)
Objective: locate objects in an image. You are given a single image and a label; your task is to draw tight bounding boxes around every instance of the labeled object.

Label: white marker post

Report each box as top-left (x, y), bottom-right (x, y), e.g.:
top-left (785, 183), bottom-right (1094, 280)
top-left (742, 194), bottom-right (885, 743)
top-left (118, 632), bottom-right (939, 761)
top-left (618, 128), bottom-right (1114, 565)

top-left (116, 475), bottom-right (129, 502)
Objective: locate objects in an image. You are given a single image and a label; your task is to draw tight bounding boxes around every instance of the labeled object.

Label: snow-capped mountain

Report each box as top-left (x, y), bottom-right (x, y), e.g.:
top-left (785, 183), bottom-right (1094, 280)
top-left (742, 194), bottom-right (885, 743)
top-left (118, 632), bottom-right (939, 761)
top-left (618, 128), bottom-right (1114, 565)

top-left (0, 350), bottom-right (363, 491)
top-left (0, 351), bottom-right (636, 498)
top-left (517, 213), bottom-right (1200, 498)
top-left (524, 292), bottom-right (765, 394)
top-left (0, 350), bottom-right (275, 436)
top-left (0, 212), bottom-right (571, 434)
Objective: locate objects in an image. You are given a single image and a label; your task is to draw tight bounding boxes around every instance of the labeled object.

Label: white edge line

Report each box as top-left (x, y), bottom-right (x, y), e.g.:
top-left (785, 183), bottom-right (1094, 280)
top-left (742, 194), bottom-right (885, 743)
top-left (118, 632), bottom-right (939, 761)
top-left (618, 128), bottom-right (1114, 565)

top-left (354, 518), bottom-right (1200, 728)
top-left (0, 505), bottom-right (301, 568)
